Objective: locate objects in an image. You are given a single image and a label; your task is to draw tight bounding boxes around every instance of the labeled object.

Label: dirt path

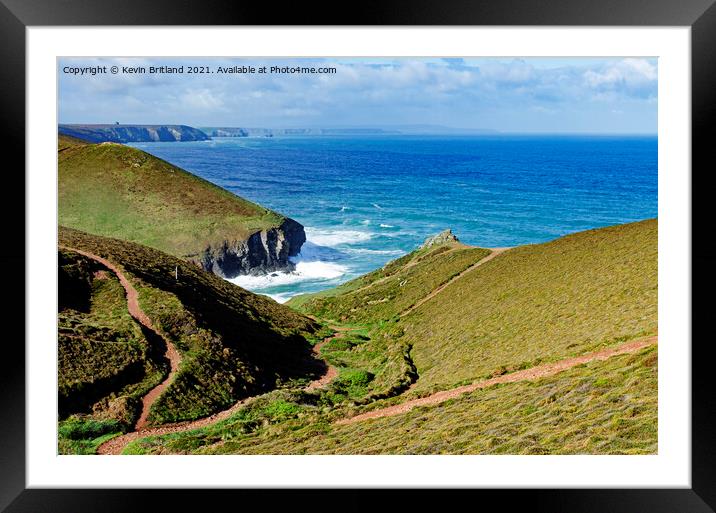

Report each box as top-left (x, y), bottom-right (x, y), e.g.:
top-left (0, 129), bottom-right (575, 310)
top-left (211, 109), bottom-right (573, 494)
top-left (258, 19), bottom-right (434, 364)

top-left (60, 246), bottom-right (182, 432)
top-left (400, 247), bottom-right (511, 317)
top-left (305, 334), bottom-right (340, 391)
top-left (95, 324), bottom-right (341, 455)
top-left (336, 335), bottom-right (658, 425)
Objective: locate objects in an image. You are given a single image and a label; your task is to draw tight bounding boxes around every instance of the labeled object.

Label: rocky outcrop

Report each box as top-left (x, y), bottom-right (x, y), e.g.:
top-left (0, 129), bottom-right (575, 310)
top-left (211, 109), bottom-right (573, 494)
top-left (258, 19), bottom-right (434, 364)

top-left (421, 229), bottom-right (459, 248)
top-left (59, 124), bottom-right (210, 143)
top-left (196, 218), bottom-right (306, 278)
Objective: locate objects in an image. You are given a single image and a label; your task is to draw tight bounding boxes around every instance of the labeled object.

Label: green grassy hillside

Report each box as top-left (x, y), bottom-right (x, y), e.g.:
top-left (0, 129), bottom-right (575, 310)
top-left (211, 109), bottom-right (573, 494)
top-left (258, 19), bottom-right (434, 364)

top-left (120, 219), bottom-right (657, 455)
top-left (58, 133), bottom-right (89, 151)
top-left (58, 226), bottom-right (323, 451)
top-left (58, 249), bottom-right (166, 420)
top-left (284, 240), bottom-right (493, 401)
top-left (126, 345), bottom-right (656, 455)
top-left (293, 219), bottom-right (657, 393)
top-left (58, 135), bottom-right (284, 258)
top-left (287, 242), bottom-right (492, 323)
top-left (404, 219), bottom-right (657, 392)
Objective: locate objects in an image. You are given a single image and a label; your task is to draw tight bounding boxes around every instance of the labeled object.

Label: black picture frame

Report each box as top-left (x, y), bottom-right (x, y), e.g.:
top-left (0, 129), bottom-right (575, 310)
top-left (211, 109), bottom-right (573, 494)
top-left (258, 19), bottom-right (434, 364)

top-left (2, 1), bottom-right (714, 511)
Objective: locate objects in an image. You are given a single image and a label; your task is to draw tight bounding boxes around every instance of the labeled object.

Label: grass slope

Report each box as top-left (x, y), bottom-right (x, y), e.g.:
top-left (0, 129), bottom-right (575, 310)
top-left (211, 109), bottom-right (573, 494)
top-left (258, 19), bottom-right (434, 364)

top-left (59, 249), bottom-right (165, 421)
top-left (294, 220), bottom-right (657, 392)
top-left (404, 219), bottom-right (657, 392)
top-left (126, 346), bottom-right (657, 455)
top-left (58, 135), bottom-right (284, 258)
top-left (284, 241), bottom-right (493, 402)
top-left (59, 226), bottom-right (322, 429)
top-left (288, 242), bottom-right (492, 324)
top-left (123, 219), bottom-right (657, 455)
top-left (58, 249), bottom-right (168, 454)
top-left (293, 219), bottom-right (657, 396)
top-left (62, 220), bottom-right (657, 455)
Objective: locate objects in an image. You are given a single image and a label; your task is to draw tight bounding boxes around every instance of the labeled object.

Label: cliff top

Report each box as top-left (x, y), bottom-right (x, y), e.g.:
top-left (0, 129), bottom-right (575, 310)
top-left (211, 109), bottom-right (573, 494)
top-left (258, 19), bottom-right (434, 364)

top-left (58, 134), bottom-right (297, 258)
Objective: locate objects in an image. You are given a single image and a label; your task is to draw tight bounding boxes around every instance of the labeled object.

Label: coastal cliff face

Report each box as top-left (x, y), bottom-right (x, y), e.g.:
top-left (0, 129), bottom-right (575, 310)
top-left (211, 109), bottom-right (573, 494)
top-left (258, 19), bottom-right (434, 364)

top-left (59, 124), bottom-right (210, 143)
top-left (196, 218), bottom-right (306, 278)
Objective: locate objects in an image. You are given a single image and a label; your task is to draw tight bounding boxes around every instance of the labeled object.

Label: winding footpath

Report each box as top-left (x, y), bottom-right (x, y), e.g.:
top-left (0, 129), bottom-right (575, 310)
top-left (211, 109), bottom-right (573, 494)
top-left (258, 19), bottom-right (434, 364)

top-left (60, 246), bottom-right (182, 433)
top-left (55, 273), bottom-right (340, 455)
top-left (336, 335), bottom-right (658, 425)
top-left (64, 245), bottom-right (656, 452)
top-left (96, 330), bottom-right (339, 455)
top-left (305, 334), bottom-right (341, 391)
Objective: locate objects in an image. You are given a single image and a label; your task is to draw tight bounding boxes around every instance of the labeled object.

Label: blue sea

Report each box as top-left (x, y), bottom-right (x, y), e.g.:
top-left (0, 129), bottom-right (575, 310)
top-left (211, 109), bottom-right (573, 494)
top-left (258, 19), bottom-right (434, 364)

top-left (130, 135), bottom-right (657, 302)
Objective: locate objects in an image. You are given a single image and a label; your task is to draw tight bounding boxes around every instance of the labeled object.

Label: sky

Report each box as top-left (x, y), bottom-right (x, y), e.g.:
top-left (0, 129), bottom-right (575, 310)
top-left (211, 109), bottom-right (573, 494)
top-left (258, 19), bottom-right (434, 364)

top-left (58, 57), bottom-right (658, 134)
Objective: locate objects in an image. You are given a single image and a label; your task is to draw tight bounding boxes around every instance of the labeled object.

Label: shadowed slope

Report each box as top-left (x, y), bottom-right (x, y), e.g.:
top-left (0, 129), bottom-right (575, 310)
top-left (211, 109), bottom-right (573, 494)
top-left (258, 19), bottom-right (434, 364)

top-left (59, 226), bottom-right (322, 426)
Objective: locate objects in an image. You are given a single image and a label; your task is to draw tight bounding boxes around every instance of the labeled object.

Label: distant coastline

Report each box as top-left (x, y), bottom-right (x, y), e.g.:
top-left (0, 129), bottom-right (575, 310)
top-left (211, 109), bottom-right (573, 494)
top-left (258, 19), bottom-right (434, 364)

top-left (59, 123), bottom-right (654, 144)
top-left (58, 123), bottom-right (502, 143)
top-left (58, 124), bottom-right (209, 143)
top-left (199, 125), bottom-right (500, 138)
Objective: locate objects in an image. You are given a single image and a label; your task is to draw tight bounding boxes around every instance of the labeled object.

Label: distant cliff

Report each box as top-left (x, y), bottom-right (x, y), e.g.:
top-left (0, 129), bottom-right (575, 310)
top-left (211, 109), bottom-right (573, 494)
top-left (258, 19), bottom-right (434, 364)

top-left (59, 124), bottom-right (210, 143)
top-left (200, 127), bottom-right (398, 137)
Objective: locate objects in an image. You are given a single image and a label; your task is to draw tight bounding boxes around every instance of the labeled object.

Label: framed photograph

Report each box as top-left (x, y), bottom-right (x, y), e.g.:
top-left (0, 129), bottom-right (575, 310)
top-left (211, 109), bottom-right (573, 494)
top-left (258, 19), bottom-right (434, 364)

top-left (3, 0), bottom-right (714, 511)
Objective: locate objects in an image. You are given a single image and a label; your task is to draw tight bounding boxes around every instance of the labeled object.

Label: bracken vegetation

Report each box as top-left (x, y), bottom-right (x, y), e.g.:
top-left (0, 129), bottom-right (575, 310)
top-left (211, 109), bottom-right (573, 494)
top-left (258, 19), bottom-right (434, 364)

top-left (58, 249), bottom-right (166, 454)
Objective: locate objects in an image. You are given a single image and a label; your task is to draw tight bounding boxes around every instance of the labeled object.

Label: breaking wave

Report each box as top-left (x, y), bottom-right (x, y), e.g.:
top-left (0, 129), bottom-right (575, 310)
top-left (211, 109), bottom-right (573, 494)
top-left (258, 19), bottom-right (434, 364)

top-left (304, 227), bottom-right (373, 247)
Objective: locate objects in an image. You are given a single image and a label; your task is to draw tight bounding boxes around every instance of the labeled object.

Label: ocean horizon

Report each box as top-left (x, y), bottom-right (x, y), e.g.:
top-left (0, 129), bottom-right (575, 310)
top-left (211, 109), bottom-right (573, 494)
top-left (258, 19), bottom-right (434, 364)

top-left (129, 134), bottom-right (657, 302)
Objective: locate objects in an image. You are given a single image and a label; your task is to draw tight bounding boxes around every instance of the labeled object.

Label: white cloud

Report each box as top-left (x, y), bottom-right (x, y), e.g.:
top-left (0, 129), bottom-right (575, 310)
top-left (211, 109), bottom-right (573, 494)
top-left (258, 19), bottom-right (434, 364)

top-left (179, 88), bottom-right (224, 110)
top-left (583, 58), bottom-right (657, 96)
top-left (281, 107), bottom-right (320, 118)
top-left (58, 57), bottom-right (658, 132)
top-left (478, 59), bottom-right (537, 83)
